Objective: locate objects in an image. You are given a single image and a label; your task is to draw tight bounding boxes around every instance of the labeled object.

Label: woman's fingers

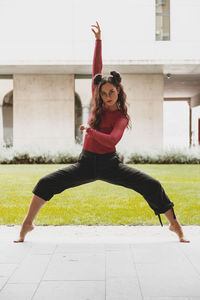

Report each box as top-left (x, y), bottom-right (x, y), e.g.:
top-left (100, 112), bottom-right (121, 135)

top-left (91, 27), bottom-right (98, 36)
top-left (91, 29), bottom-right (97, 38)
top-left (91, 21), bottom-right (101, 31)
top-left (96, 21), bottom-right (100, 29)
top-left (91, 21), bottom-right (101, 39)
top-left (80, 125), bottom-right (87, 131)
top-left (91, 26), bottom-right (98, 33)
top-left (91, 24), bottom-right (98, 28)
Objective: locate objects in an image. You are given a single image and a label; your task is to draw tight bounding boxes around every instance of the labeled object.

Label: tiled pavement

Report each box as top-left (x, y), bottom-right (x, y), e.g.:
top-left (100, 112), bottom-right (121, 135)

top-left (0, 225), bottom-right (200, 300)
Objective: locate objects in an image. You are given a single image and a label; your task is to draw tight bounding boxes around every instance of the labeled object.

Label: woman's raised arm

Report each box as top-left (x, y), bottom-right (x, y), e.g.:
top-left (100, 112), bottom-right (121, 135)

top-left (91, 21), bottom-right (102, 97)
top-left (80, 22), bottom-right (102, 132)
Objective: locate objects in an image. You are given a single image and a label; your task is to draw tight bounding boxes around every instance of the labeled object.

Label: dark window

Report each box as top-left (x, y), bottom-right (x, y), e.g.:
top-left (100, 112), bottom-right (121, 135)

top-left (156, 0), bottom-right (170, 41)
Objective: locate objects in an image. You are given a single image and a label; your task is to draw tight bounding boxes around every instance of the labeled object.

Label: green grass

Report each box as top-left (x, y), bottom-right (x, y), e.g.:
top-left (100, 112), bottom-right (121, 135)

top-left (0, 164), bottom-right (199, 226)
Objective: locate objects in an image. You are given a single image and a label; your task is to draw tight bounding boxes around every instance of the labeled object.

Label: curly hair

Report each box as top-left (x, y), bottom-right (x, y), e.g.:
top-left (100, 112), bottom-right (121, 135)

top-left (89, 71), bottom-right (131, 130)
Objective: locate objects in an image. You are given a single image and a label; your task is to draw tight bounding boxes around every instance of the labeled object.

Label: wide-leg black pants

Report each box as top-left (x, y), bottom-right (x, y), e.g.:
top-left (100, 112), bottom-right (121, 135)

top-left (32, 149), bottom-right (175, 226)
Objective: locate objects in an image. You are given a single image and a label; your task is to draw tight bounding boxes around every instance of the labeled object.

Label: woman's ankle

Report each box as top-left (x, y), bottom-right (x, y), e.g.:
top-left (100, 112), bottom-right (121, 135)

top-left (164, 207), bottom-right (177, 225)
top-left (22, 219), bottom-right (33, 226)
top-left (170, 219), bottom-right (178, 226)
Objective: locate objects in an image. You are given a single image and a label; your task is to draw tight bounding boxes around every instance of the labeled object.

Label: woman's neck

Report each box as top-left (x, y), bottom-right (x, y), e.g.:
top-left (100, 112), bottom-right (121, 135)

top-left (103, 103), bottom-right (119, 111)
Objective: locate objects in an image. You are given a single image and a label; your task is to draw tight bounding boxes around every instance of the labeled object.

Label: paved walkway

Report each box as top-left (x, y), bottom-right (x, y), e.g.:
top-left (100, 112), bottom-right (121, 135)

top-left (0, 225), bottom-right (200, 300)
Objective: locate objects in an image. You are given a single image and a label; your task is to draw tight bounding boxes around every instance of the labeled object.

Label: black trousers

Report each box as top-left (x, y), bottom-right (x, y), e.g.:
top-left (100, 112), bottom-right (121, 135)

top-left (32, 149), bottom-right (176, 226)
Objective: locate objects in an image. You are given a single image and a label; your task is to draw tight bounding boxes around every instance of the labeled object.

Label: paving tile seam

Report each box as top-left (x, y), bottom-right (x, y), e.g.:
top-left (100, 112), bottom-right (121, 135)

top-left (142, 295), bottom-right (188, 298)
top-left (53, 250), bottom-right (130, 253)
top-left (2, 280), bottom-right (106, 283)
top-left (0, 263), bottom-right (21, 265)
top-left (28, 254), bottom-right (55, 256)
top-left (0, 282), bottom-right (40, 285)
top-left (0, 272), bottom-right (16, 293)
top-left (0, 246), bottom-right (33, 293)
top-left (129, 244), bottom-right (144, 300)
top-left (36, 280), bottom-right (106, 282)
top-left (104, 249), bottom-right (106, 300)
top-left (179, 249), bottom-right (200, 280)
top-left (30, 244), bottom-right (57, 300)
top-left (143, 295), bottom-right (197, 298)
top-left (130, 262), bottom-right (194, 265)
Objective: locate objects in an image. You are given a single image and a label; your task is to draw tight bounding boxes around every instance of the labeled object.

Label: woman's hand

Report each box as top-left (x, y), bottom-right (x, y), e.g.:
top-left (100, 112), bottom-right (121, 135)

top-left (91, 21), bottom-right (101, 40)
top-left (80, 124), bottom-right (90, 131)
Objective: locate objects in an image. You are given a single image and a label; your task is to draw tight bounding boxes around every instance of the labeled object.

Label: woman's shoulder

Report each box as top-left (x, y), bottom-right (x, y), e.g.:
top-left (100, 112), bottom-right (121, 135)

top-left (116, 110), bottom-right (128, 126)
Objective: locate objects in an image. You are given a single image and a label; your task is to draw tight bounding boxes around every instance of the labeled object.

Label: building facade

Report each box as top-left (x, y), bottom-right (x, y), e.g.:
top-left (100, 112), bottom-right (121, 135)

top-left (0, 0), bottom-right (200, 152)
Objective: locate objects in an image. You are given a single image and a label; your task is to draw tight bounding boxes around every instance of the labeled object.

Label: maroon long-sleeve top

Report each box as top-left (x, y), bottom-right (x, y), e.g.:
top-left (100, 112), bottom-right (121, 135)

top-left (83, 39), bottom-right (127, 154)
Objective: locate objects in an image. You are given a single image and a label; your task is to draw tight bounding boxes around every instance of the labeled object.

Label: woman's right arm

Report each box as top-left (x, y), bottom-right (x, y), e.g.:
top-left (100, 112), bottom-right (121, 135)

top-left (91, 21), bottom-right (102, 97)
top-left (80, 22), bottom-right (102, 131)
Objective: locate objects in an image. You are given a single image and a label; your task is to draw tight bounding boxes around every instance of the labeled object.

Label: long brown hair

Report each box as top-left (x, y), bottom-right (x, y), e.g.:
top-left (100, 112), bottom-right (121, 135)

top-left (89, 71), bottom-right (131, 130)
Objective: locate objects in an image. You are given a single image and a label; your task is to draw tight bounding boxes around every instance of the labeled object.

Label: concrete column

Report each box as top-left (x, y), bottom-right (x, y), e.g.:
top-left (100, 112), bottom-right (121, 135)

top-left (13, 74), bottom-right (75, 150)
top-left (0, 104), bottom-right (3, 145)
top-left (118, 74), bottom-right (164, 152)
top-left (191, 93), bottom-right (200, 107)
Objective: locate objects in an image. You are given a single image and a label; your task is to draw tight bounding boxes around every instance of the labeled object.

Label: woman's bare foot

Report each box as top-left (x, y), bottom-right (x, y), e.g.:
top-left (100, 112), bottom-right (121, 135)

top-left (169, 220), bottom-right (190, 243)
top-left (13, 223), bottom-right (34, 243)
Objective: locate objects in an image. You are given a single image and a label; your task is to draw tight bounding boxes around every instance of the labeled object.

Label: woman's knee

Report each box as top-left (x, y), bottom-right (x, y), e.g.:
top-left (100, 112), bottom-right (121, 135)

top-left (32, 174), bottom-right (55, 201)
top-left (145, 177), bottom-right (162, 193)
top-left (151, 178), bottom-right (161, 187)
top-left (37, 175), bottom-right (52, 189)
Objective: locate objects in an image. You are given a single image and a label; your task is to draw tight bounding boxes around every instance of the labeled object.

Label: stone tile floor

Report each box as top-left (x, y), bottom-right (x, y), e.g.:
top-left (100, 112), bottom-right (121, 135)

top-left (0, 225), bottom-right (200, 300)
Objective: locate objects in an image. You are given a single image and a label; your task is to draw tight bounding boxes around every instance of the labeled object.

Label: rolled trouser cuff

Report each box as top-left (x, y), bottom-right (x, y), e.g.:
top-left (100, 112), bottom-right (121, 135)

top-left (32, 186), bottom-right (54, 201)
top-left (154, 202), bottom-right (174, 215)
top-left (154, 202), bottom-right (175, 227)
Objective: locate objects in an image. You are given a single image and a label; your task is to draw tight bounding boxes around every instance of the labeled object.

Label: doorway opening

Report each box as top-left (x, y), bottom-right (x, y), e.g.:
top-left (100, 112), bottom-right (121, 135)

top-left (163, 97), bottom-right (191, 147)
top-left (0, 77), bottom-right (13, 147)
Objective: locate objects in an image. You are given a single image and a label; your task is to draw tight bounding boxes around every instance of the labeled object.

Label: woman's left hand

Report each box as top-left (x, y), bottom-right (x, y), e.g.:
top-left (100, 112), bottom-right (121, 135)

top-left (91, 21), bottom-right (101, 40)
top-left (80, 124), bottom-right (90, 131)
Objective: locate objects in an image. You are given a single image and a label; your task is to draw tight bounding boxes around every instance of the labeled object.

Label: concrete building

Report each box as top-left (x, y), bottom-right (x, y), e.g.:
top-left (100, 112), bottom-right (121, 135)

top-left (0, 0), bottom-right (200, 152)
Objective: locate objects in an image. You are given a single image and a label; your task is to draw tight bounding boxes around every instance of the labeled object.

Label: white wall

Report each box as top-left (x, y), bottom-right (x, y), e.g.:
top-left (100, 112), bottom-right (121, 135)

top-left (0, 0), bottom-right (200, 62)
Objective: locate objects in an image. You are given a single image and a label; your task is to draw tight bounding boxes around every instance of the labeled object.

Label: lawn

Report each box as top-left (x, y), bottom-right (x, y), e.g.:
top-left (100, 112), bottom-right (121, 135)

top-left (0, 164), bottom-right (199, 226)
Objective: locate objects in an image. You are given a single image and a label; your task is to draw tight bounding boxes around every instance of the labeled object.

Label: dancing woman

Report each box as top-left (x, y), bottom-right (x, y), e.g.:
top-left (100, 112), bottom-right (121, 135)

top-left (14, 21), bottom-right (189, 243)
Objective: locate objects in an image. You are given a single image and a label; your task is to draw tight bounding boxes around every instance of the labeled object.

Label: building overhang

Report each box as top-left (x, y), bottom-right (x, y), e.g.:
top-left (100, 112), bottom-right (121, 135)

top-left (1, 61), bottom-right (200, 103)
top-left (0, 60), bottom-right (200, 76)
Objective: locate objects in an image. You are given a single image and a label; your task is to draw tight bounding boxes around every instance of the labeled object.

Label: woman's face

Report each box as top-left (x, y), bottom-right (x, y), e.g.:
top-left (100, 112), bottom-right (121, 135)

top-left (100, 83), bottom-right (120, 110)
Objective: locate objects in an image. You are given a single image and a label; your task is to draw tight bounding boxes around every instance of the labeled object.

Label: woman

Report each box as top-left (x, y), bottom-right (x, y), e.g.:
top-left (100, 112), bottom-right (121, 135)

top-left (14, 21), bottom-right (189, 243)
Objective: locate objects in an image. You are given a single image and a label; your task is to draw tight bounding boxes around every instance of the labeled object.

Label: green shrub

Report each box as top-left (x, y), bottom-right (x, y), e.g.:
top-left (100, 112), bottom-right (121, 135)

top-left (126, 147), bottom-right (200, 164)
top-left (0, 143), bottom-right (199, 164)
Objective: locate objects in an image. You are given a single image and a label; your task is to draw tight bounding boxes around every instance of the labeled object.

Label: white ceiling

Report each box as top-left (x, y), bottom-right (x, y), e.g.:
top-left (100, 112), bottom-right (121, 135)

top-left (164, 74), bottom-right (200, 98)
